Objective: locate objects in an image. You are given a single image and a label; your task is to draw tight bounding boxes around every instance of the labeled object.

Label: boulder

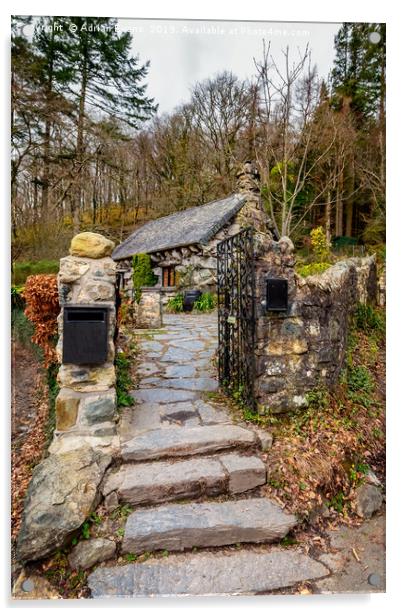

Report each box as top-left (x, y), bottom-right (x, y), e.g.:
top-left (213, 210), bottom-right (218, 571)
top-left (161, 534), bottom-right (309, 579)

top-left (16, 447), bottom-right (111, 563)
top-left (58, 256), bottom-right (90, 283)
top-left (68, 538), bottom-right (116, 571)
top-left (70, 232), bottom-right (115, 259)
top-left (356, 483), bottom-right (383, 518)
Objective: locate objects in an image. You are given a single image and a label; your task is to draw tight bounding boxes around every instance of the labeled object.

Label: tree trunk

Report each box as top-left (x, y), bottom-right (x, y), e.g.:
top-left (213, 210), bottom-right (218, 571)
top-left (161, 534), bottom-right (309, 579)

top-left (345, 163), bottom-right (354, 237)
top-left (74, 28), bottom-right (89, 234)
top-left (335, 170), bottom-right (343, 236)
top-left (325, 189), bottom-right (331, 245)
top-left (41, 26), bottom-right (56, 217)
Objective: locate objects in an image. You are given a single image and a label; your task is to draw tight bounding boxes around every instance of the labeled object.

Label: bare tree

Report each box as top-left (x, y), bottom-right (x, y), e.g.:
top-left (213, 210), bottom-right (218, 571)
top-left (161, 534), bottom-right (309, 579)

top-left (188, 71), bottom-right (256, 188)
top-left (254, 42), bottom-right (338, 238)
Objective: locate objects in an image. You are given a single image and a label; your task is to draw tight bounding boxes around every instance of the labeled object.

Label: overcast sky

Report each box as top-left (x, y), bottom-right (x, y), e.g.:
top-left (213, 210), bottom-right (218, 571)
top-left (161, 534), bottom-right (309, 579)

top-left (118, 18), bottom-right (341, 113)
top-left (21, 17), bottom-right (341, 114)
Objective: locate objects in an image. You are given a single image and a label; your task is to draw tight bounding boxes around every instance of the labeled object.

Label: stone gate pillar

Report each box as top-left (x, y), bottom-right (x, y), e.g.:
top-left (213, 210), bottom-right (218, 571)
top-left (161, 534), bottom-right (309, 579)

top-left (253, 234), bottom-right (377, 414)
top-left (54, 232), bottom-right (118, 441)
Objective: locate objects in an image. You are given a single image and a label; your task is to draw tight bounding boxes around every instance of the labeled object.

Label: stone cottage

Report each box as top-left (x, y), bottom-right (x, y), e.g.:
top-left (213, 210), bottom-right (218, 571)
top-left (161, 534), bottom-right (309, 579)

top-left (112, 162), bottom-right (274, 298)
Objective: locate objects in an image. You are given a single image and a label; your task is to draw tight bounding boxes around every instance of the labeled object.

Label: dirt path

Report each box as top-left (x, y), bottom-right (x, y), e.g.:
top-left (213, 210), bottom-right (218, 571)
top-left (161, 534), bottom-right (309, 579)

top-left (11, 339), bottom-right (49, 545)
top-left (11, 340), bottom-right (42, 446)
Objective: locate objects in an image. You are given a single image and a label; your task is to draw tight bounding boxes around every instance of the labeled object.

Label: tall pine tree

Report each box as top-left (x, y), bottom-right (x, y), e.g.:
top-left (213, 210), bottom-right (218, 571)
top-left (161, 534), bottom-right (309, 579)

top-left (63, 17), bottom-right (157, 227)
top-left (331, 23), bottom-right (386, 123)
top-left (331, 22), bottom-right (386, 240)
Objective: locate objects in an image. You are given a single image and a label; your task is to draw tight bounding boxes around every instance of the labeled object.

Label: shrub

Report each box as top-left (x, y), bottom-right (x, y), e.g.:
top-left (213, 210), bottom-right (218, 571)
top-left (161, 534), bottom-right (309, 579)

top-left (193, 292), bottom-right (217, 312)
top-left (132, 254), bottom-right (158, 303)
top-left (296, 262), bottom-right (331, 278)
top-left (22, 274), bottom-right (60, 367)
top-left (347, 365), bottom-right (374, 393)
top-left (11, 285), bottom-right (25, 310)
top-left (310, 226), bottom-right (331, 261)
top-left (166, 293), bottom-right (184, 313)
top-left (354, 303), bottom-right (385, 336)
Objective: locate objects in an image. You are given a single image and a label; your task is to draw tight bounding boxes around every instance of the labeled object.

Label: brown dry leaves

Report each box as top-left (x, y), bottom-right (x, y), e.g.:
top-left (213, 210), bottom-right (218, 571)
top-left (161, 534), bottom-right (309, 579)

top-left (11, 370), bottom-right (50, 540)
top-left (23, 275), bottom-right (59, 367)
top-left (264, 327), bottom-right (385, 522)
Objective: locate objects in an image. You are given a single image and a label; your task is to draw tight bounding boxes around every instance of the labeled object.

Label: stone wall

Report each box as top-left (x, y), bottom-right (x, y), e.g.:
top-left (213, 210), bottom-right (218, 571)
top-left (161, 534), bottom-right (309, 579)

top-left (254, 233), bottom-right (377, 413)
top-left (378, 266), bottom-right (386, 307)
top-left (135, 287), bottom-right (162, 329)
top-left (53, 232), bottom-right (119, 449)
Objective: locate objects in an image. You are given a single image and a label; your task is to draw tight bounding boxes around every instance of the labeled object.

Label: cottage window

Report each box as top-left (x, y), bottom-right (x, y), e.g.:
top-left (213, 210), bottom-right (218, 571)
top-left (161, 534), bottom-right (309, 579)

top-left (162, 266), bottom-right (176, 287)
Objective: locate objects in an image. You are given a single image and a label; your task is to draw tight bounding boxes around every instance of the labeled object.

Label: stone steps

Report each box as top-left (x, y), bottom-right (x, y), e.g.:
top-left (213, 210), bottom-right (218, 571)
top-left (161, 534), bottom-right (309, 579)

top-left (121, 424), bottom-right (258, 462)
top-left (88, 548), bottom-right (329, 597)
top-left (102, 453), bottom-right (267, 507)
top-left (121, 497), bottom-right (297, 555)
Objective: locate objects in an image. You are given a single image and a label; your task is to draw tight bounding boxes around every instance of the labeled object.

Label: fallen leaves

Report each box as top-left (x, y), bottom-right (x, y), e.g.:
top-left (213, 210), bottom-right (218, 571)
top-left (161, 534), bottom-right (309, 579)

top-left (11, 352), bottom-right (50, 540)
top-left (262, 319), bottom-right (385, 523)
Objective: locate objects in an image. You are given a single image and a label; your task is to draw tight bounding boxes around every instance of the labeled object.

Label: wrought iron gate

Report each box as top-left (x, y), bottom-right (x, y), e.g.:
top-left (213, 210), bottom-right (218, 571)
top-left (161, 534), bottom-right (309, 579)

top-left (217, 227), bottom-right (256, 411)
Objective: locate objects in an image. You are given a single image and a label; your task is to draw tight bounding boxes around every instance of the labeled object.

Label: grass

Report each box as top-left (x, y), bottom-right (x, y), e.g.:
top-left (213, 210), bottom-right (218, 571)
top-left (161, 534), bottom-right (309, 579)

top-left (115, 352), bottom-right (135, 408)
top-left (12, 259), bottom-right (59, 285)
top-left (110, 504), bottom-right (133, 520)
top-left (125, 553), bottom-right (137, 562)
top-left (193, 292), bottom-right (217, 312)
top-left (45, 363), bottom-right (59, 447)
top-left (165, 293), bottom-right (184, 313)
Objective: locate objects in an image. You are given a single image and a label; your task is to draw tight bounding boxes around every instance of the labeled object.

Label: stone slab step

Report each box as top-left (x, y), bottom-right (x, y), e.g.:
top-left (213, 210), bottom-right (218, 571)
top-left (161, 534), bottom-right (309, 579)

top-left (121, 498), bottom-right (297, 554)
top-left (88, 548), bottom-right (329, 597)
top-left (121, 424), bottom-right (258, 462)
top-left (102, 454), bottom-right (266, 507)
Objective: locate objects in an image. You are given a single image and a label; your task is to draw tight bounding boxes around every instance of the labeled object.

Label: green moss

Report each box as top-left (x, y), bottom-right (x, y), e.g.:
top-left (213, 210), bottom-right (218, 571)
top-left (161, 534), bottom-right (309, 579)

top-left (295, 262), bottom-right (332, 277)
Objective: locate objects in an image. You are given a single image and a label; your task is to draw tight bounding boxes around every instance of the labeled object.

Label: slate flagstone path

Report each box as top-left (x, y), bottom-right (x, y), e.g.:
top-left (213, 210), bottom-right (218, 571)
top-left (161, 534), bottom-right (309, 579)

top-left (89, 312), bottom-right (331, 596)
top-left (119, 312), bottom-right (232, 439)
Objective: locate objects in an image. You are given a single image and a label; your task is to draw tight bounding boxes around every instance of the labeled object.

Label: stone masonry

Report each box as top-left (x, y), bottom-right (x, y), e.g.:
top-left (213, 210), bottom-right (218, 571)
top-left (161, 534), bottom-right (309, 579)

top-left (135, 287), bottom-right (162, 329)
top-left (254, 232), bottom-right (377, 413)
top-left (54, 232), bottom-right (118, 438)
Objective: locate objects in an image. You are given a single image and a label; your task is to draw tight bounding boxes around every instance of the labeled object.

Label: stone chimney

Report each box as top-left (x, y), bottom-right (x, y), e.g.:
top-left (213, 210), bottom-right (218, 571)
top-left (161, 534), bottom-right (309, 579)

top-left (236, 160), bottom-right (260, 194)
top-left (235, 160), bottom-right (272, 236)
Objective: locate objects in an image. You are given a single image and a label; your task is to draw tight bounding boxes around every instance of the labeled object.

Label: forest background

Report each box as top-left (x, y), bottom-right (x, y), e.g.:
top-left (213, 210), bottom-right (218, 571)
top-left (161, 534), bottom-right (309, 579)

top-left (11, 17), bottom-right (385, 280)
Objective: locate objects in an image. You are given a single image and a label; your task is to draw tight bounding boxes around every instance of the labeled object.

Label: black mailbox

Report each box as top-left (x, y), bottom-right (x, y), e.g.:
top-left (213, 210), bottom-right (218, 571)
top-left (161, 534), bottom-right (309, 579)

top-left (63, 305), bottom-right (109, 365)
top-left (266, 278), bottom-right (288, 311)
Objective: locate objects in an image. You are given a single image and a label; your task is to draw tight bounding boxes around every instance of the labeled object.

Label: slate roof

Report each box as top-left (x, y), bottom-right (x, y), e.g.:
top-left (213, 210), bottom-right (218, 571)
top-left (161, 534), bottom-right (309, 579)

top-left (112, 193), bottom-right (247, 260)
